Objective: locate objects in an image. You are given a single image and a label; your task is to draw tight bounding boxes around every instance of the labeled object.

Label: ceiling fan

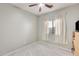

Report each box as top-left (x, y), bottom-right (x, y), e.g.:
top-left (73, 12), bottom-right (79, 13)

top-left (28, 3), bottom-right (53, 12)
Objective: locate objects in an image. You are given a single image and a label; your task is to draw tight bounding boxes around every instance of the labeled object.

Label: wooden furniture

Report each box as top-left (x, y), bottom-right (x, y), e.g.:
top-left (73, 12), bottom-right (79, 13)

top-left (72, 32), bottom-right (79, 56)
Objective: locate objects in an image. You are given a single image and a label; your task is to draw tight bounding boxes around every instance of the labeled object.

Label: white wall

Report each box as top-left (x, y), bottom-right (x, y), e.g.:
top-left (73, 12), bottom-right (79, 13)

top-left (38, 4), bottom-right (79, 50)
top-left (0, 4), bottom-right (38, 55)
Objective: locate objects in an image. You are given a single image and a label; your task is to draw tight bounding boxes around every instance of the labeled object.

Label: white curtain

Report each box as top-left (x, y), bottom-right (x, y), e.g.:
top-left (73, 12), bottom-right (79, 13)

top-left (54, 19), bottom-right (62, 36)
top-left (53, 16), bottom-right (67, 45)
top-left (44, 15), bottom-right (67, 45)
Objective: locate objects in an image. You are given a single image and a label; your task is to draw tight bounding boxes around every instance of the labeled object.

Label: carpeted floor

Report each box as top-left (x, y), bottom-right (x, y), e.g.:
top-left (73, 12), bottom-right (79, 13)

top-left (4, 41), bottom-right (73, 56)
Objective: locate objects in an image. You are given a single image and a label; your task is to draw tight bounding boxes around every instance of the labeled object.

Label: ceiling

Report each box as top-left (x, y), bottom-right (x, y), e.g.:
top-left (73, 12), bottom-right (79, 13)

top-left (12, 3), bottom-right (75, 15)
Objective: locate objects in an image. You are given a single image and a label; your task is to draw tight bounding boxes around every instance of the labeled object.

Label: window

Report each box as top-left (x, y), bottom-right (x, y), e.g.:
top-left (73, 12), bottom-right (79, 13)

top-left (46, 20), bottom-right (53, 34)
top-left (48, 21), bottom-right (52, 28)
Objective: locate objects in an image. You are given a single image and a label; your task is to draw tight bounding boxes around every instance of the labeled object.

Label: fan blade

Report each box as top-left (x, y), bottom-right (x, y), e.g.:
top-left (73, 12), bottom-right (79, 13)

top-left (39, 7), bottom-right (41, 12)
top-left (45, 4), bottom-right (53, 8)
top-left (29, 4), bottom-right (38, 7)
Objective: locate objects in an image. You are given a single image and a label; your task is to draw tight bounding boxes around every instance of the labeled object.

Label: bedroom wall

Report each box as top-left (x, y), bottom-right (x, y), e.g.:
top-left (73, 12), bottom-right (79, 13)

top-left (38, 4), bottom-right (79, 50)
top-left (0, 4), bottom-right (38, 55)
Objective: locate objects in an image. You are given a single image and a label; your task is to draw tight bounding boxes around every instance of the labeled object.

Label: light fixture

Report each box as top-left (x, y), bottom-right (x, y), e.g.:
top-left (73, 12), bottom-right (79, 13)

top-left (38, 3), bottom-right (44, 7)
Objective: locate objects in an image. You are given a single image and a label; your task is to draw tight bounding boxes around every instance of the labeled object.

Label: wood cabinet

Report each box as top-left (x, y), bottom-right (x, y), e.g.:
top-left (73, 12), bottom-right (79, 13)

top-left (72, 32), bottom-right (79, 56)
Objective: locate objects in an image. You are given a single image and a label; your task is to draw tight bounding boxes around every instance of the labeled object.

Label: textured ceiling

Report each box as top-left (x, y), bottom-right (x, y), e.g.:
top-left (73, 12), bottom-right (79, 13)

top-left (12, 3), bottom-right (75, 15)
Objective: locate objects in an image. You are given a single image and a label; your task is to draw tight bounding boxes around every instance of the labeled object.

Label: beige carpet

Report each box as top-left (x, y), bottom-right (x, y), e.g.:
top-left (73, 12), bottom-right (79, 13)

top-left (4, 41), bottom-right (73, 56)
